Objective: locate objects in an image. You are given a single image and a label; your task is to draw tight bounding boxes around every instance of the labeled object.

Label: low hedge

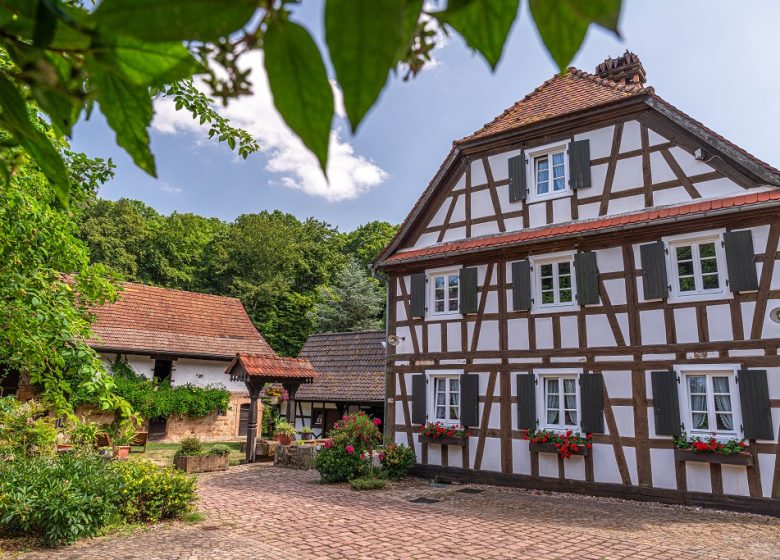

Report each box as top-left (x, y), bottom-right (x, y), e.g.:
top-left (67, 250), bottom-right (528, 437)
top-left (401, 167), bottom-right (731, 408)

top-left (0, 452), bottom-right (196, 547)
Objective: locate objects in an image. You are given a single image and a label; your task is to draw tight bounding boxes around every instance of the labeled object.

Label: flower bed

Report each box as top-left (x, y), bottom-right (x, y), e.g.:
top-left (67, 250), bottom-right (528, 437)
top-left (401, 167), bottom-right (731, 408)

top-left (672, 433), bottom-right (752, 465)
top-left (525, 429), bottom-right (591, 459)
top-left (418, 422), bottom-right (469, 446)
top-left (173, 437), bottom-right (230, 473)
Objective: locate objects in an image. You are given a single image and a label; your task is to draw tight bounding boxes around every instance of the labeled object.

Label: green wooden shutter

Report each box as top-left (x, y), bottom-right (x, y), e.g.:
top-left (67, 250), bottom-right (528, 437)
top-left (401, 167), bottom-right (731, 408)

top-left (651, 370), bottom-right (681, 436)
top-left (724, 230), bottom-right (759, 292)
top-left (460, 373), bottom-right (479, 427)
top-left (511, 260), bottom-right (532, 311)
top-left (411, 374), bottom-right (426, 425)
top-left (574, 252), bottom-right (600, 305)
top-left (579, 373), bottom-right (604, 434)
top-left (568, 140), bottom-right (591, 189)
top-left (508, 153), bottom-right (527, 202)
top-left (516, 373), bottom-right (537, 430)
top-left (409, 273), bottom-right (426, 318)
top-left (640, 241), bottom-right (669, 300)
top-left (737, 369), bottom-right (774, 440)
top-left (459, 267), bottom-right (478, 314)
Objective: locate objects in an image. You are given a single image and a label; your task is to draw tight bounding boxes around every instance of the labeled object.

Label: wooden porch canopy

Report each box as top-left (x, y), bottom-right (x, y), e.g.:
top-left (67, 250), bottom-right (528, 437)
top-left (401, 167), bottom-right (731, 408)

top-left (225, 353), bottom-right (317, 463)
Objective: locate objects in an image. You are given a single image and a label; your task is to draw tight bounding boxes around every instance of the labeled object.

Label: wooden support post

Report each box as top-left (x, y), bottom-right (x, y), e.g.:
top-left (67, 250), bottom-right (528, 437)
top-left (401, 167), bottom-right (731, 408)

top-left (244, 380), bottom-right (260, 463)
top-left (285, 383), bottom-right (300, 425)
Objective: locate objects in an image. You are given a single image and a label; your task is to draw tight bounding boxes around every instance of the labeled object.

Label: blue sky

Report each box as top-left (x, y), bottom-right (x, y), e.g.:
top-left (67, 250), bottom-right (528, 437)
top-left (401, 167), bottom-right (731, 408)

top-left (71, 1), bottom-right (780, 232)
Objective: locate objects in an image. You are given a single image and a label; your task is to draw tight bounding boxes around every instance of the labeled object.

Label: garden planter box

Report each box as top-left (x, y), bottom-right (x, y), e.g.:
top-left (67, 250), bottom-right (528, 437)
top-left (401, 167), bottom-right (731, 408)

top-left (274, 444), bottom-right (316, 470)
top-left (418, 434), bottom-right (468, 447)
top-left (529, 441), bottom-right (589, 457)
top-left (174, 454), bottom-right (229, 473)
top-left (673, 448), bottom-right (753, 466)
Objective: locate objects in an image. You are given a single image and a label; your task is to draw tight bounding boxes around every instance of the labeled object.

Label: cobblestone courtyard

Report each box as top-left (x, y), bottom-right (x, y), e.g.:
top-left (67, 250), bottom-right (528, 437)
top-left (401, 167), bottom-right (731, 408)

top-left (15, 464), bottom-right (780, 559)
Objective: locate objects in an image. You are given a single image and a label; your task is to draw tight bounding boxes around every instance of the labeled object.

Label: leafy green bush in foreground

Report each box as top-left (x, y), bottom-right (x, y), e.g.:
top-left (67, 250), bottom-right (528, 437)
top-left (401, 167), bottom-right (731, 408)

top-left (0, 453), bottom-right (196, 547)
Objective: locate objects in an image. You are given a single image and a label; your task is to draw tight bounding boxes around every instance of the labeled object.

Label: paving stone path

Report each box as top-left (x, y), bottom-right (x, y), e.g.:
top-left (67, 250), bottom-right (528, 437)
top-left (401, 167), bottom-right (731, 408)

top-left (16, 464), bottom-right (780, 559)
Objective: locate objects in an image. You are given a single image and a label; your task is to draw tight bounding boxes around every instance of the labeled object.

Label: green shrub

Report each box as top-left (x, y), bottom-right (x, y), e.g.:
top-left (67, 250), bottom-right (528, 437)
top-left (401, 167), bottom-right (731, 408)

top-left (69, 419), bottom-right (99, 449)
top-left (315, 411), bottom-right (383, 483)
top-left (175, 436), bottom-right (203, 458)
top-left (113, 460), bottom-right (196, 523)
top-left (0, 453), bottom-right (121, 546)
top-left (0, 398), bottom-right (57, 459)
top-left (207, 444), bottom-right (231, 457)
top-left (0, 453), bottom-right (196, 547)
top-left (380, 444), bottom-right (416, 481)
top-left (349, 475), bottom-right (386, 491)
top-left (314, 444), bottom-right (366, 483)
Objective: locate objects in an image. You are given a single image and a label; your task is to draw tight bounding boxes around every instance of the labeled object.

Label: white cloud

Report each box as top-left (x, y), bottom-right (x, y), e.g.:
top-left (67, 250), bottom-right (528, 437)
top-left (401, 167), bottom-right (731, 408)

top-left (158, 181), bottom-right (182, 194)
top-left (152, 52), bottom-right (387, 202)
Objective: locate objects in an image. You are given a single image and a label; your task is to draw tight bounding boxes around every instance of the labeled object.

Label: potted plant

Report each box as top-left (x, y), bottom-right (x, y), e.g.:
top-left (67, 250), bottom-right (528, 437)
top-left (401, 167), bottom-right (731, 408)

top-left (69, 419), bottom-right (99, 449)
top-left (173, 437), bottom-right (231, 473)
top-left (273, 420), bottom-right (296, 445)
top-left (525, 429), bottom-right (591, 459)
top-left (300, 425), bottom-right (314, 441)
top-left (672, 432), bottom-right (753, 465)
top-left (111, 414), bottom-right (140, 460)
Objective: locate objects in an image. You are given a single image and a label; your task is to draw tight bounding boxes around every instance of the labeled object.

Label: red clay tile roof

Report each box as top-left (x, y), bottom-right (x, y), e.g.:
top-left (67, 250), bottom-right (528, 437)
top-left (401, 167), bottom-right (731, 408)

top-left (90, 283), bottom-right (273, 360)
top-left (458, 68), bottom-right (650, 144)
top-left (381, 190), bottom-right (780, 266)
top-left (226, 353), bottom-right (317, 382)
top-left (296, 331), bottom-right (385, 402)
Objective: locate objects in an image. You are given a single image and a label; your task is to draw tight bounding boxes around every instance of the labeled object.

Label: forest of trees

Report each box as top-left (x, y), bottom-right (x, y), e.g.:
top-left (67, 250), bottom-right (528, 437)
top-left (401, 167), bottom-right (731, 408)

top-left (78, 198), bottom-right (396, 356)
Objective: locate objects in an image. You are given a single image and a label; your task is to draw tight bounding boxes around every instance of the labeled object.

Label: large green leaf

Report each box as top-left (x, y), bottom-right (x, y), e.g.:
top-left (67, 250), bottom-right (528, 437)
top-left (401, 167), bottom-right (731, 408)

top-left (325, 0), bottom-right (422, 132)
top-left (435, 0), bottom-right (519, 70)
top-left (530, 0), bottom-right (622, 71)
top-left (90, 70), bottom-right (155, 176)
top-left (91, 36), bottom-right (203, 87)
top-left (263, 18), bottom-right (333, 173)
top-left (0, 74), bottom-right (70, 203)
top-left (93, 0), bottom-right (257, 42)
top-left (2, 0), bottom-right (93, 50)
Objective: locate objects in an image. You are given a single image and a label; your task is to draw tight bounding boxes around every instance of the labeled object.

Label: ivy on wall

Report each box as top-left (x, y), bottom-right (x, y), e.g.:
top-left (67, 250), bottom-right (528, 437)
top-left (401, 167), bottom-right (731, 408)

top-left (83, 358), bottom-right (231, 421)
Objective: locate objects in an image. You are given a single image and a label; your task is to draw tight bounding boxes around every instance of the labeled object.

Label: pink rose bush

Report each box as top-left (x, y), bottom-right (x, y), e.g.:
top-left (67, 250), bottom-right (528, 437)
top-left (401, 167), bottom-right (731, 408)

top-left (314, 411), bottom-right (416, 484)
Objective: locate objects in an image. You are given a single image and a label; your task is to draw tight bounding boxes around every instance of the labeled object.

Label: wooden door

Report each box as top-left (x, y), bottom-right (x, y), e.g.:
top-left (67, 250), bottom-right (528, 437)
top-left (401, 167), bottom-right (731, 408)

top-left (237, 403), bottom-right (250, 437)
top-left (148, 418), bottom-right (167, 441)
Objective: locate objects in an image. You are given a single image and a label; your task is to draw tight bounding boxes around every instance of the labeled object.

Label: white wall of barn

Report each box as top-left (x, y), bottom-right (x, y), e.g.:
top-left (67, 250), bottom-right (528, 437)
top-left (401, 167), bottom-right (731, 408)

top-left (99, 353), bottom-right (242, 393)
top-left (406, 119), bottom-right (763, 252)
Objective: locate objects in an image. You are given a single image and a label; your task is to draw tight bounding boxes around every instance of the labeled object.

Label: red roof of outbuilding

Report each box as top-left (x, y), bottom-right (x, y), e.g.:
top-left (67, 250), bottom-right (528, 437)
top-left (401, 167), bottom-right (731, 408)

top-left (383, 190), bottom-right (780, 265)
top-left (226, 353), bottom-right (317, 382)
top-left (90, 283), bottom-right (274, 360)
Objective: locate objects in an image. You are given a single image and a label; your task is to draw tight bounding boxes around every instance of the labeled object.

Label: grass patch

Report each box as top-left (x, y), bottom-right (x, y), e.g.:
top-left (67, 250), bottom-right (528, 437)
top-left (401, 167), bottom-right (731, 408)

top-left (349, 476), bottom-right (387, 491)
top-left (182, 511), bottom-right (206, 524)
top-left (138, 441), bottom-right (243, 467)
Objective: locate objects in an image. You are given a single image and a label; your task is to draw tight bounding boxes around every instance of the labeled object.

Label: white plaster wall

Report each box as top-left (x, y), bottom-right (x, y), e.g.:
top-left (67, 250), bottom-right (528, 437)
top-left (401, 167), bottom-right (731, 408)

top-left (172, 358), bottom-right (239, 391)
top-left (650, 449), bottom-right (677, 489)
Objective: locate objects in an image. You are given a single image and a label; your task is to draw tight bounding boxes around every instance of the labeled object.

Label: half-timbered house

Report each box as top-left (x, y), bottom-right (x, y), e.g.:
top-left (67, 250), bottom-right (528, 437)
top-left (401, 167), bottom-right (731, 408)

top-left (374, 52), bottom-right (780, 514)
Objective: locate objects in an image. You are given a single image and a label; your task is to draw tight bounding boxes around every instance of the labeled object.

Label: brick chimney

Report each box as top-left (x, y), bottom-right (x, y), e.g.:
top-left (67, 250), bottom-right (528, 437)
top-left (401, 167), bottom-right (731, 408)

top-left (595, 51), bottom-right (646, 86)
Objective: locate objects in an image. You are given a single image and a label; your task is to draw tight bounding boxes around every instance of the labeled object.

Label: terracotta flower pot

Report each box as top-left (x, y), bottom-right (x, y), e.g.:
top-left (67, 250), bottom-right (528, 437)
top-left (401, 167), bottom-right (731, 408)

top-left (274, 434), bottom-right (293, 445)
top-left (114, 446), bottom-right (131, 460)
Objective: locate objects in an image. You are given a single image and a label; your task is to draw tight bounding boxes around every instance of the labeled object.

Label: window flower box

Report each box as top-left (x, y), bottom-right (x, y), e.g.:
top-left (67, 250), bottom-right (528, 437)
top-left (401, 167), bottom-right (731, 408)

top-left (673, 448), bottom-right (753, 466)
top-left (418, 422), bottom-right (469, 447)
top-left (529, 440), bottom-right (589, 457)
top-left (418, 434), bottom-right (468, 447)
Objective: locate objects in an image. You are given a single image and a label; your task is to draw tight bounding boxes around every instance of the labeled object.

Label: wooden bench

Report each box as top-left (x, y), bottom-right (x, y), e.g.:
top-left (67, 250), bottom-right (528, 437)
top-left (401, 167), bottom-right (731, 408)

top-left (130, 431), bottom-right (148, 453)
top-left (96, 432), bottom-right (112, 448)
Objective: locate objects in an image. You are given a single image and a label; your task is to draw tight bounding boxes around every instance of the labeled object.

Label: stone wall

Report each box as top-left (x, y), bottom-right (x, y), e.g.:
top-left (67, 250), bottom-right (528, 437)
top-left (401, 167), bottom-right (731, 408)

top-left (75, 392), bottom-right (262, 443)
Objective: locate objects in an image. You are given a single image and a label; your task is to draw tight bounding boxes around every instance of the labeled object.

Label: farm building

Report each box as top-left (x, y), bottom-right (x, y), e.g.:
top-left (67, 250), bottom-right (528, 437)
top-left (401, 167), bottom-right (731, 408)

top-left (374, 52), bottom-right (780, 514)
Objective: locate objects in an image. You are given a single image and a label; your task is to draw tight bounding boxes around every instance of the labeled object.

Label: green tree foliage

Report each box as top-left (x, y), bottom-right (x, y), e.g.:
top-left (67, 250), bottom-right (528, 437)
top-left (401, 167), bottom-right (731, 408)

top-left (0, 0), bottom-right (623, 199)
top-left (79, 200), bottom-right (398, 355)
top-left (315, 260), bottom-right (386, 333)
top-left (341, 220), bottom-right (398, 271)
top-left (0, 124), bottom-right (129, 416)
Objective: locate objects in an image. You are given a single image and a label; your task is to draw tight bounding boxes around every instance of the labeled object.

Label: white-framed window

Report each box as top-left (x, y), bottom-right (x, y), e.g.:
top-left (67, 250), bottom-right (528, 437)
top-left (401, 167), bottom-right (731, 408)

top-left (430, 271), bottom-right (460, 315)
top-left (534, 151), bottom-right (566, 196)
top-left (678, 367), bottom-right (741, 438)
top-left (668, 235), bottom-right (726, 298)
top-left (540, 375), bottom-right (580, 430)
top-left (429, 375), bottom-right (461, 424)
top-left (526, 143), bottom-right (570, 203)
top-left (532, 254), bottom-right (576, 309)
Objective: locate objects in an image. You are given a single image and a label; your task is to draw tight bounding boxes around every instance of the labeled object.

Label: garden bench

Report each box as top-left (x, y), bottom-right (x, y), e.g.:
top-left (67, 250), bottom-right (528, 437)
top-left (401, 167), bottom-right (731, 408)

top-left (96, 432), bottom-right (112, 448)
top-left (130, 431), bottom-right (148, 453)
